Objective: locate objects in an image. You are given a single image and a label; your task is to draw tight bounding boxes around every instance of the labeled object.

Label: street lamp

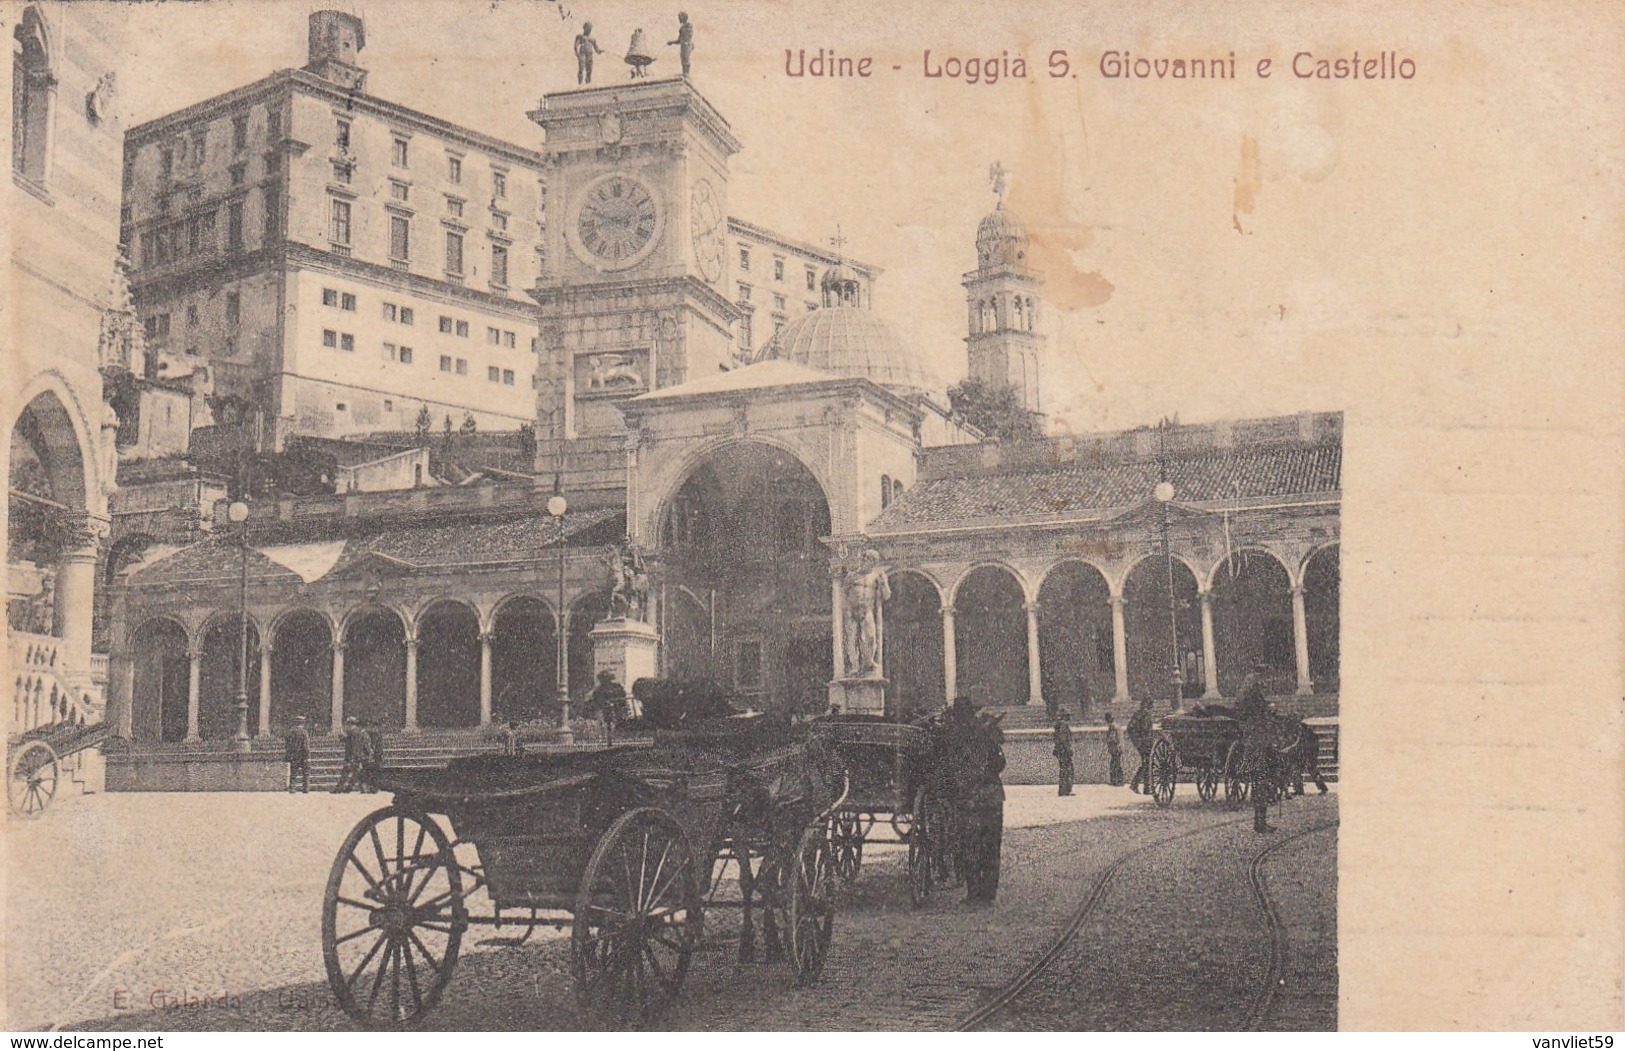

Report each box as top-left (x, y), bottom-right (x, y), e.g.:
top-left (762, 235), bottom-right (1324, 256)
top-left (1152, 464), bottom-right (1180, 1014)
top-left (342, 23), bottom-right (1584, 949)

top-left (547, 482), bottom-right (572, 745)
top-left (1154, 423), bottom-right (1183, 711)
top-left (228, 499), bottom-right (253, 752)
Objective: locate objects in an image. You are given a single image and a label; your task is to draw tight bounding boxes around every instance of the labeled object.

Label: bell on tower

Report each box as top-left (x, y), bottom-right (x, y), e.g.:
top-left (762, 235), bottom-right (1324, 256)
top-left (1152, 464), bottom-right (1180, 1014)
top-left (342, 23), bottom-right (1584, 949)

top-left (962, 162), bottom-right (1045, 416)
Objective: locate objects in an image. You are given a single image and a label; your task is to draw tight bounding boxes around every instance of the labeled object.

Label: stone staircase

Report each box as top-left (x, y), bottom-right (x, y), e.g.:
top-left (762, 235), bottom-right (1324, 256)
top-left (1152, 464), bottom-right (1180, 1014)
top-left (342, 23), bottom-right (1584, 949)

top-left (305, 730), bottom-right (498, 792)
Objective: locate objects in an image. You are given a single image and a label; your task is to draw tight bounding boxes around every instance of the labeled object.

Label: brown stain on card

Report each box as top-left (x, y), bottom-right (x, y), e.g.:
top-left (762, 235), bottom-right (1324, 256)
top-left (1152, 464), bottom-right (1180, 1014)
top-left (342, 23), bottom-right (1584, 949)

top-left (1233, 134), bottom-right (1261, 233)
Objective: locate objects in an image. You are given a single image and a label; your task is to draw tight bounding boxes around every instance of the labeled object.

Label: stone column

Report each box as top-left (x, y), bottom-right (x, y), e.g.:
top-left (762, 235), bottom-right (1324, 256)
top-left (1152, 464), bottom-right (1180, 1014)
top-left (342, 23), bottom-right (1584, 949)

top-left (1109, 595), bottom-right (1129, 703)
top-left (1199, 588), bottom-right (1221, 698)
top-left (403, 629), bottom-right (419, 732)
top-left (185, 648), bottom-right (202, 741)
top-left (257, 639), bottom-right (273, 737)
top-left (330, 642), bottom-right (345, 736)
top-left (479, 631), bottom-right (493, 727)
top-left (1024, 601), bottom-right (1043, 708)
top-left (941, 605), bottom-right (957, 702)
top-left (1291, 584), bottom-right (1313, 696)
top-left (831, 577), bottom-right (846, 680)
top-left (53, 518), bottom-right (106, 675)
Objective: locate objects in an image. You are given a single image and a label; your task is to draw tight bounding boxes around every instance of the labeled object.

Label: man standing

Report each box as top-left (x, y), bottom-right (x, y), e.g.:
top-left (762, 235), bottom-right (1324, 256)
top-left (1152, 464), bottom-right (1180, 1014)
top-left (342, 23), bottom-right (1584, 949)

top-left (588, 670), bottom-right (628, 741)
top-left (1051, 712), bottom-right (1074, 796)
top-left (943, 697), bottom-right (1005, 904)
top-left (1104, 711), bottom-right (1125, 786)
top-left (333, 716), bottom-right (371, 793)
top-left (668, 12), bottom-right (694, 77)
top-left (1236, 666), bottom-right (1278, 833)
top-left (574, 22), bottom-right (603, 85)
top-left (284, 715), bottom-right (310, 794)
top-left (1127, 697), bottom-right (1155, 794)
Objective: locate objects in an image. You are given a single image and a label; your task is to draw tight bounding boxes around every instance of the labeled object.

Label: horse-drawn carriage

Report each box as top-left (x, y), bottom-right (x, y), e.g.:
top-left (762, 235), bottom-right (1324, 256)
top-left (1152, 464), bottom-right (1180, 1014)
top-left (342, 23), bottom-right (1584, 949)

top-left (319, 716), bottom-right (847, 1027)
top-left (1146, 704), bottom-right (1317, 809)
top-left (808, 715), bottom-right (951, 906)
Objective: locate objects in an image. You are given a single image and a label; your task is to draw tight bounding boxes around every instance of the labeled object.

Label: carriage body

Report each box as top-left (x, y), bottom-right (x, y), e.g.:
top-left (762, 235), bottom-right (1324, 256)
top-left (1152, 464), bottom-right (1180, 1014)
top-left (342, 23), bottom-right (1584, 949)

top-left (1147, 709), bottom-right (1248, 808)
top-left (321, 722), bottom-right (843, 1028)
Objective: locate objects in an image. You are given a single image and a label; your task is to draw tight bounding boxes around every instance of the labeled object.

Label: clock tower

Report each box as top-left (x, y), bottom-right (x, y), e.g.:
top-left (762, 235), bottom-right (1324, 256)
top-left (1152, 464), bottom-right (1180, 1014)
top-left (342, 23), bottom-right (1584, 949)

top-left (528, 78), bottom-right (743, 440)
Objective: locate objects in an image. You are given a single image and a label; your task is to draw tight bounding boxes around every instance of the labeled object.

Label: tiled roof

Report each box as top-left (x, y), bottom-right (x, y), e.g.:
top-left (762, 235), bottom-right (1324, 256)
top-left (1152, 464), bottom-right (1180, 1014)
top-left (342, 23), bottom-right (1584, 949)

top-left (126, 507), bottom-right (625, 587)
top-left (871, 443), bottom-right (1341, 532)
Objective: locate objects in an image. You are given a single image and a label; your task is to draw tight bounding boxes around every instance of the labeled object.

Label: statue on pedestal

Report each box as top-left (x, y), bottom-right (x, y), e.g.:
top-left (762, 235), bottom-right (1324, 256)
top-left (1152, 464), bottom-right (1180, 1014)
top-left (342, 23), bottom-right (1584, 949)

top-left (607, 537), bottom-right (649, 622)
top-left (841, 549), bottom-right (890, 678)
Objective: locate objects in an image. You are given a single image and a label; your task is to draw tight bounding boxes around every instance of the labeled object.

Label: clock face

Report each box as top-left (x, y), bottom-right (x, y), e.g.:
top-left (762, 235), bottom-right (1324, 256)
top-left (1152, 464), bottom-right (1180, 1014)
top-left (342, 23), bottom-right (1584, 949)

top-left (568, 172), bottom-right (663, 271)
top-left (690, 179), bottom-right (725, 284)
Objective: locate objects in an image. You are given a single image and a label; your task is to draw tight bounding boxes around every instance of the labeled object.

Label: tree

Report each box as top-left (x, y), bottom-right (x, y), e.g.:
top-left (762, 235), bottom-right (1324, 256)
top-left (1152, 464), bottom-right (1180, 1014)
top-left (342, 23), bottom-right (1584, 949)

top-left (459, 410), bottom-right (477, 436)
top-left (414, 404), bottom-right (432, 445)
top-left (946, 378), bottom-right (1041, 442)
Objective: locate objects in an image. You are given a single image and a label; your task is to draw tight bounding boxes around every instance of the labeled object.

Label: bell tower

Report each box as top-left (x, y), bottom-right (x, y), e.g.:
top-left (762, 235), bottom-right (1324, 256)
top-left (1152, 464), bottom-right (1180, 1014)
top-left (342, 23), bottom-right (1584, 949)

top-left (528, 79), bottom-right (743, 441)
top-left (963, 163), bottom-right (1044, 414)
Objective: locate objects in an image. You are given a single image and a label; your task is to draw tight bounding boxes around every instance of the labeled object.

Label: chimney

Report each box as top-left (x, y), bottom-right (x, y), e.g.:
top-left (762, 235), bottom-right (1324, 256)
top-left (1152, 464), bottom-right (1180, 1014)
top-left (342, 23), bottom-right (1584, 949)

top-left (306, 10), bottom-right (367, 91)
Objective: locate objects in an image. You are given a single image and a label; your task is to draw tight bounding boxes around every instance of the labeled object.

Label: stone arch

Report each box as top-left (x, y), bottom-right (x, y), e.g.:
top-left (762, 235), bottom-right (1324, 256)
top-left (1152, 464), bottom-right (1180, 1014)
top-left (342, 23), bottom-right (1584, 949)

top-left (1302, 544), bottom-right (1340, 695)
top-left (661, 584), bottom-right (713, 684)
top-left (1209, 548), bottom-right (1296, 696)
top-left (1122, 554), bottom-right (1202, 704)
top-left (1036, 560), bottom-right (1115, 720)
top-left (9, 372), bottom-right (103, 514)
top-left (129, 616), bottom-right (189, 742)
top-left (953, 564), bottom-right (1028, 708)
top-left (416, 598), bottom-right (481, 728)
top-left (640, 433), bottom-right (838, 547)
top-left (198, 613), bottom-right (261, 739)
top-left (342, 606), bottom-right (406, 728)
top-left (490, 594), bottom-right (557, 723)
top-left (567, 590), bottom-right (612, 703)
top-left (949, 559), bottom-right (1034, 608)
top-left (270, 608), bottom-right (333, 734)
top-left (883, 568), bottom-right (944, 717)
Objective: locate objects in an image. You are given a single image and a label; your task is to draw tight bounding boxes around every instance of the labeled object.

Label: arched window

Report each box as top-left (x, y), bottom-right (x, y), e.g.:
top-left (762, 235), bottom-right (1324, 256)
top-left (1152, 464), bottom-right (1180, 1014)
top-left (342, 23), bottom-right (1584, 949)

top-left (891, 479), bottom-right (905, 504)
top-left (12, 7), bottom-right (54, 184)
top-left (1026, 297), bottom-right (1036, 331)
top-left (1013, 297), bottom-right (1025, 331)
top-left (880, 475), bottom-right (892, 509)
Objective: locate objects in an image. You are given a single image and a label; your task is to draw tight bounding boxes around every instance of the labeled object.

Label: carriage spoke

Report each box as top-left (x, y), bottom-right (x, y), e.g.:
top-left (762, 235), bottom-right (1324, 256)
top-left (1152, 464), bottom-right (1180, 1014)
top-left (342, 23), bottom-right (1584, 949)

top-left (400, 928), bottom-right (424, 1013)
top-left (642, 836), bottom-right (674, 912)
top-left (369, 827), bottom-right (392, 893)
top-left (347, 930), bottom-right (389, 995)
top-left (347, 852), bottom-right (383, 895)
top-left (405, 929), bottom-right (446, 980)
top-left (332, 925), bottom-right (377, 948)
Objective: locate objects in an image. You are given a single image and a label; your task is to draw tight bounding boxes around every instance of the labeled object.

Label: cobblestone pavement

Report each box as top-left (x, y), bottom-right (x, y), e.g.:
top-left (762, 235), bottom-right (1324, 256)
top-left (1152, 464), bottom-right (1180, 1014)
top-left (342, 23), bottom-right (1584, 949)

top-left (6, 785), bottom-right (1334, 1031)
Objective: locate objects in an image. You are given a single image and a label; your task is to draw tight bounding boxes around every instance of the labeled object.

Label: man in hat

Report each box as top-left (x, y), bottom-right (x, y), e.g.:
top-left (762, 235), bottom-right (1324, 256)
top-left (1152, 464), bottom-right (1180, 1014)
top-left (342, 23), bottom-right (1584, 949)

top-left (1236, 663), bottom-right (1278, 833)
top-left (284, 715), bottom-right (310, 793)
top-left (1126, 697), bottom-right (1155, 793)
top-left (1104, 711), bottom-right (1125, 786)
top-left (1051, 711), bottom-right (1075, 796)
top-left (588, 669), bottom-right (628, 742)
top-left (333, 716), bottom-right (372, 794)
top-left (943, 696), bottom-right (1006, 904)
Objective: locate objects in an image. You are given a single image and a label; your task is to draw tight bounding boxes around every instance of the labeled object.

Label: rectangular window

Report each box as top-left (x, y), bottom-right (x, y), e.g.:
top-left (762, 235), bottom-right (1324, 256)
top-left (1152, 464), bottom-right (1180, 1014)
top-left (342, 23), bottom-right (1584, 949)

top-left (335, 402), bottom-right (347, 412)
top-left (491, 244), bottom-right (509, 287)
top-left (447, 155), bottom-right (462, 183)
top-left (225, 293), bottom-right (240, 328)
top-left (390, 181), bottom-right (409, 202)
top-left (384, 399), bottom-right (394, 412)
top-left (446, 197), bottom-right (464, 218)
top-left (232, 115), bottom-right (248, 151)
top-left (323, 329), bottom-right (338, 348)
top-left (340, 333), bottom-right (355, 352)
top-left (439, 355), bottom-right (452, 372)
top-left (502, 331), bottom-right (516, 349)
top-left (445, 231), bottom-right (464, 275)
top-left (264, 192), bottom-right (280, 242)
top-left (399, 346), bottom-right (413, 364)
top-left (341, 292), bottom-right (356, 312)
top-left (488, 366), bottom-right (501, 382)
top-left (492, 170), bottom-right (507, 198)
top-left (774, 258), bottom-right (785, 281)
top-left (336, 120), bottom-right (351, 150)
top-left (739, 316), bottom-right (752, 351)
top-left (392, 137), bottom-right (409, 168)
top-left (502, 369), bottom-right (515, 385)
top-left (455, 358), bottom-right (467, 375)
top-left (439, 316), bottom-right (454, 334)
top-left (739, 247), bottom-right (751, 271)
top-left (806, 268), bottom-right (817, 291)
top-left (490, 212), bottom-right (508, 233)
top-left (488, 327), bottom-right (501, 346)
top-left (400, 306), bottom-right (415, 326)
top-left (390, 216), bottom-right (410, 262)
top-left (455, 320), bottom-right (469, 338)
top-left (332, 163), bottom-right (352, 185)
top-left (228, 202), bottom-right (244, 251)
top-left (383, 342), bottom-right (397, 362)
top-left (322, 288), bottom-right (339, 307)
top-left (773, 294), bottom-right (786, 311)
top-left (330, 200), bottom-right (351, 245)
top-left (737, 283), bottom-right (752, 301)
top-left (382, 303), bottom-right (397, 322)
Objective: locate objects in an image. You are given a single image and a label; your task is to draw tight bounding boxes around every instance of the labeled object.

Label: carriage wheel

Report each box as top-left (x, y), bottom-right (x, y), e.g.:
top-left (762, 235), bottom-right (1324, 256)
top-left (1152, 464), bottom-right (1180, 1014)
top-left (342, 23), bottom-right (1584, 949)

top-left (1148, 738), bottom-right (1177, 807)
top-left (828, 809), bottom-right (864, 883)
top-left (1223, 742), bottom-right (1250, 808)
top-left (572, 807), bottom-right (703, 1027)
top-left (906, 788), bottom-right (934, 908)
top-left (322, 806), bottom-right (464, 1026)
top-left (8, 741), bottom-right (59, 819)
top-left (782, 825), bottom-right (836, 984)
top-left (1195, 761), bottom-right (1220, 803)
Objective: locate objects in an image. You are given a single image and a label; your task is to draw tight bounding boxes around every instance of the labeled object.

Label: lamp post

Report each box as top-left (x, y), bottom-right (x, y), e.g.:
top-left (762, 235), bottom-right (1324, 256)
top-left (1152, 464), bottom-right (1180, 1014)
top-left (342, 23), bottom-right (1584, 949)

top-left (547, 482), bottom-right (572, 745)
top-left (228, 499), bottom-right (253, 752)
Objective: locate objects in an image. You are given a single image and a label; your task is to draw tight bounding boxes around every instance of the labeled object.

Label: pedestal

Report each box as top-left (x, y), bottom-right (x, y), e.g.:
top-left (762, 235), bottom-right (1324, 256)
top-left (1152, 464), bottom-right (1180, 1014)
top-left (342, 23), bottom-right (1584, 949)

top-left (828, 675), bottom-right (888, 716)
top-left (589, 618), bottom-right (660, 713)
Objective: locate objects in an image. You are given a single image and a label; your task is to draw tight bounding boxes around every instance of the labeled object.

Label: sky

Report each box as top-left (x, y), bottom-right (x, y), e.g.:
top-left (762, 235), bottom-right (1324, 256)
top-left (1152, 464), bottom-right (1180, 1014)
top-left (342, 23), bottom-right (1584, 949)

top-left (105, 0), bottom-right (1615, 438)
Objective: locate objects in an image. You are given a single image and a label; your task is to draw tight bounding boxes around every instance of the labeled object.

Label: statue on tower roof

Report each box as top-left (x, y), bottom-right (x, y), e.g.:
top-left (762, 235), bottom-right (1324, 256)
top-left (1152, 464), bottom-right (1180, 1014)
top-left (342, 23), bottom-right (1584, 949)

top-left (989, 161), bottom-right (1007, 204)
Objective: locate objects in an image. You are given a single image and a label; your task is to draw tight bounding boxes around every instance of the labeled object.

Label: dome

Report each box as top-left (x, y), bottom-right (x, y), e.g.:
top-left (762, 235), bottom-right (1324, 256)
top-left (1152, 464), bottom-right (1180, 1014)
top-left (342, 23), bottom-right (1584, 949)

top-left (976, 203), bottom-right (1029, 266)
top-left (766, 305), bottom-right (939, 398)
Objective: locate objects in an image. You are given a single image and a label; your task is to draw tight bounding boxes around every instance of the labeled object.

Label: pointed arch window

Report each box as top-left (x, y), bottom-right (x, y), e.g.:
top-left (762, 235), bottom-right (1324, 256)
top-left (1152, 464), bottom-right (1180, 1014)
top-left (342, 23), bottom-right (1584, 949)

top-left (12, 7), bottom-right (55, 186)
